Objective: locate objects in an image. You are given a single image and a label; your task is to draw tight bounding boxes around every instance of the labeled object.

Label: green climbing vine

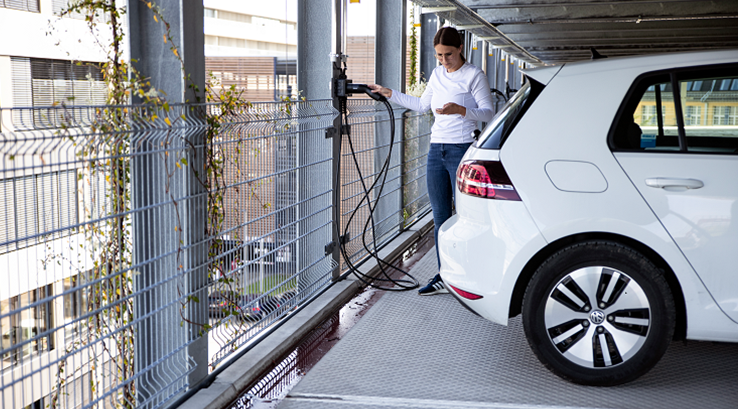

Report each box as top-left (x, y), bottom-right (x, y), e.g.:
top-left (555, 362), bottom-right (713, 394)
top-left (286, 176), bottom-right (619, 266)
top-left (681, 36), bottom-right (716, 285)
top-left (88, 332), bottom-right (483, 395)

top-left (409, 6), bottom-right (418, 89)
top-left (45, 0), bottom-right (309, 405)
top-left (47, 1), bottom-right (151, 407)
top-left (406, 7), bottom-right (427, 98)
top-left (44, 0), bottom-right (258, 406)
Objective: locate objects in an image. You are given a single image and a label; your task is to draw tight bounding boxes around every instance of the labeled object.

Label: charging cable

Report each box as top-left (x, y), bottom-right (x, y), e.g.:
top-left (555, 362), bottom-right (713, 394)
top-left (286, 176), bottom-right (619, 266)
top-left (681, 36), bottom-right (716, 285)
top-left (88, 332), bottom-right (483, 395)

top-left (332, 73), bottom-right (420, 291)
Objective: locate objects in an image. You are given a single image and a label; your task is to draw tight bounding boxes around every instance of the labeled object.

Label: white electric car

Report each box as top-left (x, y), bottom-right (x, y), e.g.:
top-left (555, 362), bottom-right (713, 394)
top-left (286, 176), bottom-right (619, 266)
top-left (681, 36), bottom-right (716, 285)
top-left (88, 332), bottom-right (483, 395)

top-left (438, 49), bottom-right (738, 386)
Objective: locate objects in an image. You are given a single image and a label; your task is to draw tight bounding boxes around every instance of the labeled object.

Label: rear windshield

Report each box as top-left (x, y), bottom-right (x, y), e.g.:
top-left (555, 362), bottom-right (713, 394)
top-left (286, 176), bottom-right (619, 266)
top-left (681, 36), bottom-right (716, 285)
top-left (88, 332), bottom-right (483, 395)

top-left (476, 77), bottom-right (544, 149)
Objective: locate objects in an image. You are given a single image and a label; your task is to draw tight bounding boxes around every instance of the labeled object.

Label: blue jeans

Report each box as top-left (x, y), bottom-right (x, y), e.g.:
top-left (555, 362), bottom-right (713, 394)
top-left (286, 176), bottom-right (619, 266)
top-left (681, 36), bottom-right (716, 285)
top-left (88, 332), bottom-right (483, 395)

top-left (427, 143), bottom-right (472, 270)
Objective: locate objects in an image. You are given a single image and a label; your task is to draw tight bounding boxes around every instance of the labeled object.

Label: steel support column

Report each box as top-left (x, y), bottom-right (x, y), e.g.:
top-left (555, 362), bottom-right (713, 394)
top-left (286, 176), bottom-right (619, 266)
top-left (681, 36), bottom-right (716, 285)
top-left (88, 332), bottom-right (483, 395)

top-left (298, 0), bottom-right (341, 282)
top-left (374, 0), bottom-right (406, 240)
top-left (376, 1), bottom-right (407, 92)
top-left (127, 0), bottom-right (207, 405)
top-left (420, 12), bottom-right (439, 82)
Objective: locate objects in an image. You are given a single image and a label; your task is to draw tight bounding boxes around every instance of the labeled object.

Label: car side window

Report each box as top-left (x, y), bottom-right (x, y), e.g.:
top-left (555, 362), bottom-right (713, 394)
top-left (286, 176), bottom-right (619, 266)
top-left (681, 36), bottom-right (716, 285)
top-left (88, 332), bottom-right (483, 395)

top-left (632, 81), bottom-right (680, 151)
top-left (678, 75), bottom-right (738, 153)
top-left (611, 64), bottom-right (738, 154)
top-left (612, 73), bottom-right (678, 151)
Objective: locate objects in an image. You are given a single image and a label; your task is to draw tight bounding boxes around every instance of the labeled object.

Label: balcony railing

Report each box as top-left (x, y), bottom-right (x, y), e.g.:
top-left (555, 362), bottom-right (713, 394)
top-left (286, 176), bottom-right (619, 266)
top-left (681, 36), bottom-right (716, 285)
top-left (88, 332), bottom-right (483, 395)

top-left (0, 98), bottom-right (432, 409)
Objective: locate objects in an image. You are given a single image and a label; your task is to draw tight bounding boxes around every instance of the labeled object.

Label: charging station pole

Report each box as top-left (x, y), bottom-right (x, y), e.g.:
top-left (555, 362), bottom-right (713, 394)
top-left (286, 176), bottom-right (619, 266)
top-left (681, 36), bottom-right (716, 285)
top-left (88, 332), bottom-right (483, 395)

top-left (329, 0), bottom-right (345, 281)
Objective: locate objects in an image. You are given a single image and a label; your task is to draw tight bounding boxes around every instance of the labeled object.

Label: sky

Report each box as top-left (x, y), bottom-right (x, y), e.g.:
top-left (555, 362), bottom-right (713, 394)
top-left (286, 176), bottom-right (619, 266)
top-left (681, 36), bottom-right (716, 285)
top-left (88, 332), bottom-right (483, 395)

top-left (346, 0), bottom-right (377, 36)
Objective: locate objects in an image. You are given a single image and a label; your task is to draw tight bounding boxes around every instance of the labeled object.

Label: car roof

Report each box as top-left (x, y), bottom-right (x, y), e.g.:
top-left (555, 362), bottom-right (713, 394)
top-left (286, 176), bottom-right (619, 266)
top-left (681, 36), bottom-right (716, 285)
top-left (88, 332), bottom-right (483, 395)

top-left (524, 48), bottom-right (738, 84)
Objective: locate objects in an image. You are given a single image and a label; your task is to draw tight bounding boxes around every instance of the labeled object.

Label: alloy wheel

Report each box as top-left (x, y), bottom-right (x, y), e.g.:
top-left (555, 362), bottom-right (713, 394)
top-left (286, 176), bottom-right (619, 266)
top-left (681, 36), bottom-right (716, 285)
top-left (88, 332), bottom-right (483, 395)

top-left (544, 266), bottom-right (651, 368)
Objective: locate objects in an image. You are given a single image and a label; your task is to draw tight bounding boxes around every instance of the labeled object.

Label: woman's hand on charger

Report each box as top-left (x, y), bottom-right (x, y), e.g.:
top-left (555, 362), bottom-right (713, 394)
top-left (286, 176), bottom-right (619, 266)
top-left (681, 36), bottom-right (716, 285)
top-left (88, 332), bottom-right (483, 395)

top-left (368, 84), bottom-right (392, 99)
top-left (435, 102), bottom-right (466, 117)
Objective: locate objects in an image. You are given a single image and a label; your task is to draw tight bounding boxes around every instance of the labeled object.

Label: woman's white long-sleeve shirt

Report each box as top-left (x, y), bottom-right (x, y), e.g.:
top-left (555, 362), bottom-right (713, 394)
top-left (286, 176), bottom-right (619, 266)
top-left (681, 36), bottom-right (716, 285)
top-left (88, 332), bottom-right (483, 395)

top-left (389, 62), bottom-right (494, 144)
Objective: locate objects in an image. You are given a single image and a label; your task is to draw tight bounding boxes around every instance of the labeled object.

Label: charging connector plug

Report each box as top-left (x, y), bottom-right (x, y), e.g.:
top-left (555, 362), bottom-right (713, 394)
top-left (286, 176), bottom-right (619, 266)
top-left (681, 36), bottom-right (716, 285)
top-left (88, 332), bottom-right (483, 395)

top-left (346, 83), bottom-right (386, 102)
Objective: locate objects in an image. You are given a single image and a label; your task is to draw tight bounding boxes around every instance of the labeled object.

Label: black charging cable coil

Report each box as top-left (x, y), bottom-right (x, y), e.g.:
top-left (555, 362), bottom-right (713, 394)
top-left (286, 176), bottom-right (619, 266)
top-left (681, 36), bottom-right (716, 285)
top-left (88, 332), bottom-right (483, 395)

top-left (334, 81), bottom-right (420, 292)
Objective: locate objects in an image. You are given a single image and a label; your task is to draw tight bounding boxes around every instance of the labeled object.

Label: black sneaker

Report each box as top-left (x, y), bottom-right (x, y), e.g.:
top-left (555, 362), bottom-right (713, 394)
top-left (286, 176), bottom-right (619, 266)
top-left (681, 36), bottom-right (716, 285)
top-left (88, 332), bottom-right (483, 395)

top-left (418, 274), bottom-right (448, 296)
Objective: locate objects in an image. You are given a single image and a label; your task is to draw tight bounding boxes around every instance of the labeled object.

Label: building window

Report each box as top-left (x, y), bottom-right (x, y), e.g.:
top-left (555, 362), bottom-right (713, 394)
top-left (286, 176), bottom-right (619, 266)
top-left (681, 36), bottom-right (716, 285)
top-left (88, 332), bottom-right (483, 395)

top-left (713, 106), bottom-right (728, 125)
top-left (218, 9), bottom-right (252, 24)
top-left (730, 106), bottom-right (738, 125)
top-left (218, 36), bottom-right (247, 48)
top-left (713, 106), bottom-right (738, 126)
top-left (29, 58), bottom-right (107, 106)
top-left (52, 0), bottom-right (85, 19)
top-left (684, 105), bottom-right (702, 126)
top-left (641, 105), bottom-right (657, 126)
top-left (63, 275), bottom-right (89, 341)
top-left (1, 285), bottom-right (55, 370)
top-left (0, 0), bottom-right (40, 12)
top-left (23, 395), bottom-right (50, 409)
top-left (63, 274), bottom-right (90, 343)
top-left (688, 80), bottom-right (704, 91)
top-left (10, 57), bottom-right (108, 130)
top-left (0, 170), bottom-right (79, 253)
top-left (11, 57), bottom-right (107, 109)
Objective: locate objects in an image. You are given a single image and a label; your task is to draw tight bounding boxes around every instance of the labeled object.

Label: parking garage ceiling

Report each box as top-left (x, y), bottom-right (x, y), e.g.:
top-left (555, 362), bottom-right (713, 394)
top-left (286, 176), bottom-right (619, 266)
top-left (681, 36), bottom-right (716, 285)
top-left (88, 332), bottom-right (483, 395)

top-left (414, 0), bottom-right (738, 65)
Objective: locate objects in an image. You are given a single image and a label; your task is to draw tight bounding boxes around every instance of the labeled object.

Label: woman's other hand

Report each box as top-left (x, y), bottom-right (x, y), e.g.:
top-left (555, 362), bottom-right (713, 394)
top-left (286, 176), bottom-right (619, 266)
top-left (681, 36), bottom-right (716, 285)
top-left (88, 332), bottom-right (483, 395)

top-left (368, 84), bottom-right (392, 99)
top-left (435, 102), bottom-right (466, 117)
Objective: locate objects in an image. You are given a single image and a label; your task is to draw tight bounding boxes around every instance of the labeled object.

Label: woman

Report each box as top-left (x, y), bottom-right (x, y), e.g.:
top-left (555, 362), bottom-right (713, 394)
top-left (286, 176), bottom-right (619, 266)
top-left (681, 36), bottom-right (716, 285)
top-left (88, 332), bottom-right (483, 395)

top-left (370, 26), bottom-right (494, 295)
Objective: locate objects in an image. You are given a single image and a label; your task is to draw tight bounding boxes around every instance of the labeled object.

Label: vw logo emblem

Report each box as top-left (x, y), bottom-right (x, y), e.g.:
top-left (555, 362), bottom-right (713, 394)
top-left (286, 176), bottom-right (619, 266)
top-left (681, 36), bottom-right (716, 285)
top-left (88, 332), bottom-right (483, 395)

top-left (589, 310), bottom-right (606, 324)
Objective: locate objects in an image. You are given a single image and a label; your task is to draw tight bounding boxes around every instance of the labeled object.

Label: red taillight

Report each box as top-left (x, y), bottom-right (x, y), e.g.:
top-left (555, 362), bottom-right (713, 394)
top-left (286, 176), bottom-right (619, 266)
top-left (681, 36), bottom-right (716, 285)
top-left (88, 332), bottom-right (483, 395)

top-left (448, 284), bottom-right (483, 300)
top-left (457, 160), bottom-right (521, 200)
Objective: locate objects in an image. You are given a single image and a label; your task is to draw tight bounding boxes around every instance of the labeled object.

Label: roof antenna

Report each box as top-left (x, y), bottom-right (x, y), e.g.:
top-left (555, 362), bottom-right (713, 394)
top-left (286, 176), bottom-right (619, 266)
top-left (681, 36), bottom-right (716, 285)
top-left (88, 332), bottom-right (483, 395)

top-left (591, 47), bottom-right (607, 60)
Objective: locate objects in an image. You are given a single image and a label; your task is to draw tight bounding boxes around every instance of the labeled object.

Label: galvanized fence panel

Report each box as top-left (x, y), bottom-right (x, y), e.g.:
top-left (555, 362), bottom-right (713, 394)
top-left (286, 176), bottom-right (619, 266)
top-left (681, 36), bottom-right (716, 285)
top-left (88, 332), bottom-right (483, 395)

top-left (401, 109), bottom-right (433, 229)
top-left (0, 103), bottom-right (208, 409)
top-left (0, 97), bottom-right (430, 409)
top-left (206, 99), bottom-right (338, 369)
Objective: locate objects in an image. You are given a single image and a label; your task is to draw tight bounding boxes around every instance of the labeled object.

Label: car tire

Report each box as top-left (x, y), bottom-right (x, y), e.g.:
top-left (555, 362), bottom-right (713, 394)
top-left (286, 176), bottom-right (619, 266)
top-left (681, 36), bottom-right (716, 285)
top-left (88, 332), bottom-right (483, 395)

top-left (522, 240), bottom-right (675, 386)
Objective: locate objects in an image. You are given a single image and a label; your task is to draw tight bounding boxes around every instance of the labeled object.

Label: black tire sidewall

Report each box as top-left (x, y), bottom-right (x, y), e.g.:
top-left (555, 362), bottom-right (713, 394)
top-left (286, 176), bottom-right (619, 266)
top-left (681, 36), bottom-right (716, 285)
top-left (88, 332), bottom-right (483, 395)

top-left (522, 240), bottom-right (675, 386)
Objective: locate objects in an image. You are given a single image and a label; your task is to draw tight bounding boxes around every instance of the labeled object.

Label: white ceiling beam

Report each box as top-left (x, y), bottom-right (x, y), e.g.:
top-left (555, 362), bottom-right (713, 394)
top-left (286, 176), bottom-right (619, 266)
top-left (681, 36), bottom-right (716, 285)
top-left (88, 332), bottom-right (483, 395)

top-left (455, 24), bottom-right (485, 30)
top-left (421, 7), bottom-right (456, 14)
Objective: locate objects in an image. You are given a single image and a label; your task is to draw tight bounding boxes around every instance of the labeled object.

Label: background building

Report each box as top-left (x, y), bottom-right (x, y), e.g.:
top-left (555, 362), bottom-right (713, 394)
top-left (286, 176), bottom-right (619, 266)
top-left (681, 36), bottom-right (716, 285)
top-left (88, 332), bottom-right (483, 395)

top-left (1, 2), bottom-right (110, 407)
top-left (204, 0), bottom-right (298, 101)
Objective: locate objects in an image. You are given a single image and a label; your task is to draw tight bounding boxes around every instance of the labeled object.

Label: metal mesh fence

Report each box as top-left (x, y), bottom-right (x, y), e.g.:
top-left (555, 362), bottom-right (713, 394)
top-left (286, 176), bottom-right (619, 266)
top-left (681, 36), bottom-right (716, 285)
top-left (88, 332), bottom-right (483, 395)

top-left (206, 99), bottom-right (338, 369)
top-left (339, 99), bottom-right (432, 268)
top-left (401, 109), bottom-right (433, 229)
top-left (0, 98), bottom-right (430, 409)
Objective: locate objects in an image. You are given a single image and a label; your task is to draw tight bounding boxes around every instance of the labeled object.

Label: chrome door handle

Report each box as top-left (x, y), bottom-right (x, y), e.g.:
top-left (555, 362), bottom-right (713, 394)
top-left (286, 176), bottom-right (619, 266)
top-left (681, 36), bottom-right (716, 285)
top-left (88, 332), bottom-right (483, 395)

top-left (645, 177), bottom-right (704, 190)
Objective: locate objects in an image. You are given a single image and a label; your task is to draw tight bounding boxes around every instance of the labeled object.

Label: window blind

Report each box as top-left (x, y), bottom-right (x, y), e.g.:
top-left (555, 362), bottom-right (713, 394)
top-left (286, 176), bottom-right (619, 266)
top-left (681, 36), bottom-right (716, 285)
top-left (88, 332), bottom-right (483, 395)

top-left (1, 0), bottom-right (40, 12)
top-left (11, 58), bottom-right (107, 127)
top-left (0, 179), bottom-right (16, 250)
top-left (1, 170), bottom-right (79, 253)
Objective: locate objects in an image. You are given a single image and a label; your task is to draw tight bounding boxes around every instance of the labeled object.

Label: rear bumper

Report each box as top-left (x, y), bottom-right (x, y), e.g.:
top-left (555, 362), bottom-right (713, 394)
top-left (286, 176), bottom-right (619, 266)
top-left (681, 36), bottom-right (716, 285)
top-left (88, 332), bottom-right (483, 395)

top-left (438, 199), bottom-right (547, 325)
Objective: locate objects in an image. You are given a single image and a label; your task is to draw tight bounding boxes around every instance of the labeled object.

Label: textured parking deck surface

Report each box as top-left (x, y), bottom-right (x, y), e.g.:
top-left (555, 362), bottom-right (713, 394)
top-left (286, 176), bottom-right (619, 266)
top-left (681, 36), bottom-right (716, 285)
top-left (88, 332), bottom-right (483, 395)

top-left (278, 249), bottom-right (738, 409)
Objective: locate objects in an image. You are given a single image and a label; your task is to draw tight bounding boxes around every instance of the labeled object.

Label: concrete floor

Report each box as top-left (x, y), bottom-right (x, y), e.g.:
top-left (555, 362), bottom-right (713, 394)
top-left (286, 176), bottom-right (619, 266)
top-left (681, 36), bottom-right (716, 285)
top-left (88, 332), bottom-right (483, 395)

top-left (277, 248), bottom-right (738, 409)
